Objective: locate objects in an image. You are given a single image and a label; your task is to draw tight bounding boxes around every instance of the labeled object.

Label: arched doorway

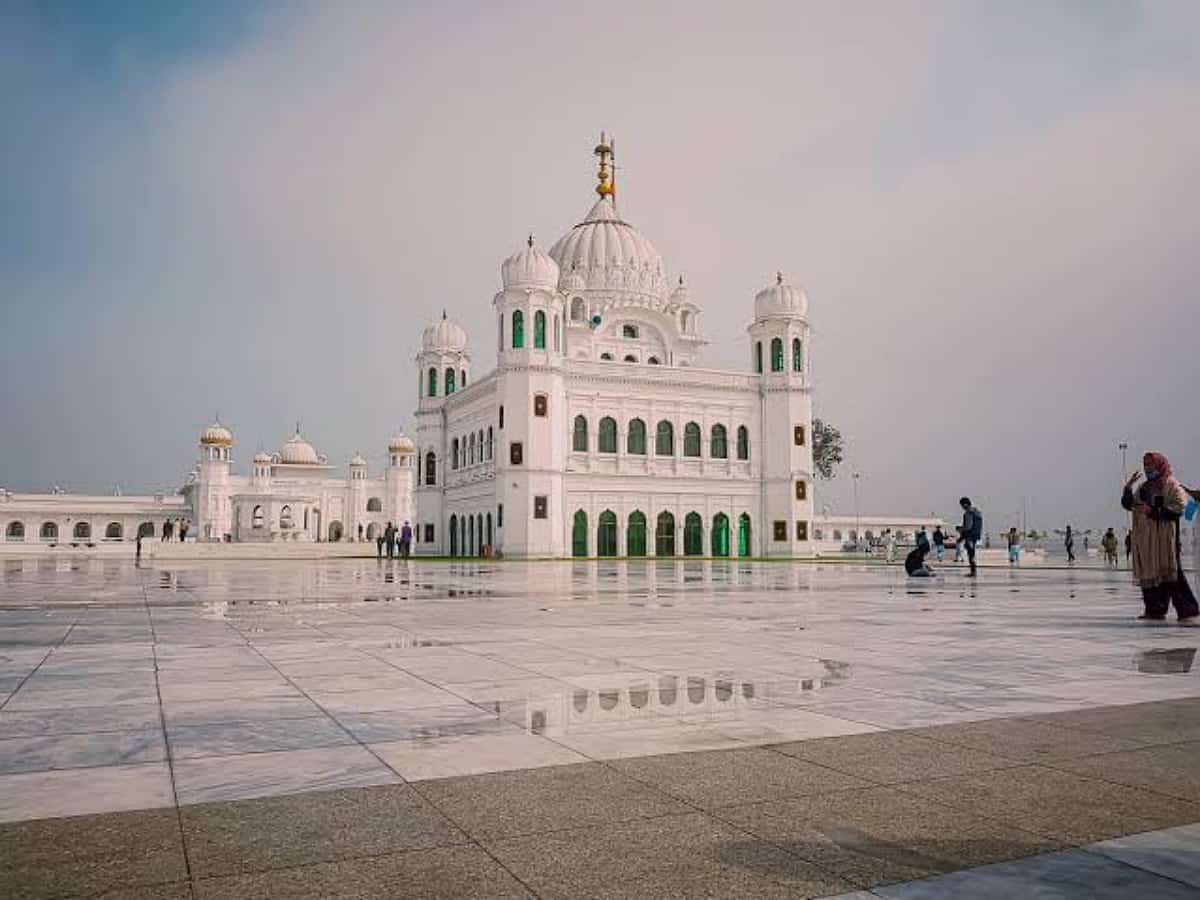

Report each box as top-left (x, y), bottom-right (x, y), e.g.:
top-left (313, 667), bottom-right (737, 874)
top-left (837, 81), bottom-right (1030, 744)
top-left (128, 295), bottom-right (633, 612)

top-left (477, 514), bottom-right (484, 554)
top-left (468, 515), bottom-right (475, 557)
top-left (366, 522), bottom-right (379, 541)
top-left (738, 514), bottom-right (752, 557)
top-left (684, 513), bottom-right (703, 556)
top-left (627, 511), bottom-right (646, 557)
top-left (328, 521), bottom-right (344, 542)
top-left (486, 513), bottom-right (493, 547)
top-left (655, 512), bottom-right (676, 557)
top-left (572, 511), bottom-right (588, 558)
top-left (597, 510), bottom-right (617, 557)
top-left (137, 521), bottom-right (155, 540)
top-left (711, 513), bottom-right (730, 557)
top-left (449, 515), bottom-right (458, 557)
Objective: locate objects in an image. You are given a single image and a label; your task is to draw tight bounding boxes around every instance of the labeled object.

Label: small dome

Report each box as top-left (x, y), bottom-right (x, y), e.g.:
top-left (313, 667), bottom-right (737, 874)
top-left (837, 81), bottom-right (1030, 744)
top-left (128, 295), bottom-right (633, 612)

top-left (349, 452), bottom-right (367, 467)
top-left (502, 236), bottom-right (560, 290)
top-left (670, 275), bottom-right (689, 306)
top-left (754, 273), bottom-right (809, 319)
top-left (388, 432), bottom-right (416, 454)
top-left (252, 451), bottom-right (272, 464)
top-left (200, 421), bottom-right (233, 447)
top-left (279, 428), bottom-right (320, 465)
top-left (421, 313), bottom-right (468, 353)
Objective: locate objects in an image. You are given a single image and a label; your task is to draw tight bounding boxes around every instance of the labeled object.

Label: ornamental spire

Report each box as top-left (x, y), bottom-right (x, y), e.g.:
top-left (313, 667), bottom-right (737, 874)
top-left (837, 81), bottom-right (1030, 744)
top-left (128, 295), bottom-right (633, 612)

top-left (594, 132), bottom-right (614, 199)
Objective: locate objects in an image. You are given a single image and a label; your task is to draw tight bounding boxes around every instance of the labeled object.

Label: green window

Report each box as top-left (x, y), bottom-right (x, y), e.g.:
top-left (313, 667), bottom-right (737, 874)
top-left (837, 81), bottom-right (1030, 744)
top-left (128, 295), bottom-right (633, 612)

top-left (427, 367), bottom-right (437, 397)
top-left (512, 310), bottom-right (524, 349)
top-left (572, 510), bottom-right (588, 558)
top-left (598, 417), bottom-right (617, 453)
top-left (597, 510), bottom-right (617, 557)
top-left (684, 512), bottom-right (703, 556)
top-left (627, 418), bottom-right (646, 455)
top-left (770, 337), bottom-right (784, 372)
top-left (445, 367), bottom-right (455, 394)
top-left (683, 422), bottom-right (701, 457)
top-left (534, 310), bottom-right (546, 349)
top-left (738, 513), bottom-right (752, 557)
top-left (712, 513), bottom-right (730, 557)
top-left (655, 512), bottom-right (676, 557)
top-left (572, 415), bottom-right (588, 452)
top-left (754, 341), bottom-right (763, 374)
top-left (736, 425), bottom-right (749, 460)
top-left (792, 338), bottom-right (802, 372)
top-left (710, 424), bottom-right (727, 459)
top-left (627, 511), bottom-right (647, 557)
top-left (461, 369), bottom-right (467, 387)
top-left (655, 420), bottom-right (674, 455)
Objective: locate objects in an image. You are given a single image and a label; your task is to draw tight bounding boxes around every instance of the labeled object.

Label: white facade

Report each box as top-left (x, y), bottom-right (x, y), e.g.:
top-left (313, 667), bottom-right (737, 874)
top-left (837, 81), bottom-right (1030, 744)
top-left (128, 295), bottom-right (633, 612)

top-left (0, 424), bottom-right (416, 547)
top-left (413, 137), bottom-right (816, 559)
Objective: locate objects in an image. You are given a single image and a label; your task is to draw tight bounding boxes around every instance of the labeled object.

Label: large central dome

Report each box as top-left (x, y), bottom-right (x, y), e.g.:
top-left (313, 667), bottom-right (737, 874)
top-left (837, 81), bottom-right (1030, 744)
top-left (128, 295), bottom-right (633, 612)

top-left (548, 195), bottom-right (668, 301)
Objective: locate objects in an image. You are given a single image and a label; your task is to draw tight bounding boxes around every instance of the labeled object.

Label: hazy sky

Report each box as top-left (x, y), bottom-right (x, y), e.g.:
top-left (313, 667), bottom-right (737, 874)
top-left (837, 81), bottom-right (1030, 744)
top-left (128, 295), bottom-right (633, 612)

top-left (3, 1), bottom-right (1198, 531)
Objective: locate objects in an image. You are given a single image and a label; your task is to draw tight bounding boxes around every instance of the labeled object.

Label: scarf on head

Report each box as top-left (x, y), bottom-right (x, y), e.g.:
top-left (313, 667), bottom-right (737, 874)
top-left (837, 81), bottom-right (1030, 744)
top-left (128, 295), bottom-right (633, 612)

top-left (1140, 451), bottom-right (1173, 501)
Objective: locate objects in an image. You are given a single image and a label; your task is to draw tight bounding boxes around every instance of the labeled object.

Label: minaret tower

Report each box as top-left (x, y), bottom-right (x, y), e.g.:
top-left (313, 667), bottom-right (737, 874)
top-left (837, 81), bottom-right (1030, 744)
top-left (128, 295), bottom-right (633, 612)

top-left (195, 419), bottom-right (233, 541)
top-left (386, 432), bottom-right (416, 527)
top-left (749, 273), bottom-right (814, 556)
top-left (347, 452), bottom-right (367, 540)
top-left (414, 313), bottom-right (469, 554)
top-left (494, 229), bottom-right (565, 557)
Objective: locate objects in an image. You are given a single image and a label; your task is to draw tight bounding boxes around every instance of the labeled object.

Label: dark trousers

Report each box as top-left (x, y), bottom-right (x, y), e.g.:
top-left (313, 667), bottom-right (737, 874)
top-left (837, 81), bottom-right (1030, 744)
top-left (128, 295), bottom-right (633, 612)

top-left (1142, 578), bottom-right (1200, 620)
top-left (386, 539), bottom-right (395, 559)
top-left (399, 541), bottom-right (410, 559)
top-left (376, 539), bottom-right (383, 558)
top-left (964, 539), bottom-right (977, 573)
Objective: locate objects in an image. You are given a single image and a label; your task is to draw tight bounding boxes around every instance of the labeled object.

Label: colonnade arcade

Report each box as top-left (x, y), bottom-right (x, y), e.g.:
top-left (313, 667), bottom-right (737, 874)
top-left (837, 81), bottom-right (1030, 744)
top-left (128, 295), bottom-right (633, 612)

top-left (571, 509), bottom-right (752, 558)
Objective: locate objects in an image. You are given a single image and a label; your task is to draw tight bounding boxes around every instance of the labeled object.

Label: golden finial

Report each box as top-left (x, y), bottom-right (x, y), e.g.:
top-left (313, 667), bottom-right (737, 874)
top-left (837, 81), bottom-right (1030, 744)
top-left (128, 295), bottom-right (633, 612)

top-left (527, 234), bottom-right (534, 248)
top-left (594, 132), bottom-right (614, 199)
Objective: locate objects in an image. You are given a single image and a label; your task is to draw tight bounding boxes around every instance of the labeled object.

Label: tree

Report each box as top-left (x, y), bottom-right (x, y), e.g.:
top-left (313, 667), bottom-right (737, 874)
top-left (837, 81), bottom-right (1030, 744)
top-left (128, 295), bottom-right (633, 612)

top-left (812, 418), bottom-right (844, 480)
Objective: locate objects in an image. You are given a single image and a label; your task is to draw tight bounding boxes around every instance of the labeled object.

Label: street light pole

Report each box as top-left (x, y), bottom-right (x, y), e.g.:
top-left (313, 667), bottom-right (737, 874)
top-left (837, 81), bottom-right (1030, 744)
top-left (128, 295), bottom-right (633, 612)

top-left (1119, 442), bottom-right (1128, 480)
top-left (852, 472), bottom-right (860, 550)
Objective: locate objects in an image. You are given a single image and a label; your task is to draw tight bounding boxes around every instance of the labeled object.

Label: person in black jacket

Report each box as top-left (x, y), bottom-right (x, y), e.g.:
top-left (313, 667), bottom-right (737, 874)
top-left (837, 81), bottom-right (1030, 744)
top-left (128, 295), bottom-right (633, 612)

top-left (956, 497), bottom-right (982, 577)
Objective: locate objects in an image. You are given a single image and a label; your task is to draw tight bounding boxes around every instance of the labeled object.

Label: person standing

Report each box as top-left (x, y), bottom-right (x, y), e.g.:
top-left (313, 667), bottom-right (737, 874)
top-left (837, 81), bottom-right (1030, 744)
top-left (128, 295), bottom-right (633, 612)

top-left (384, 521), bottom-right (397, 559)
top-left (375, 530), bottom-right (384, 559)
top-left (1101, 527), bottom-right (1119, 568)
top-left (1121, 452), bottom-right (1198, 624)
top-left (932, 525), bottom-right (946, 562)
top-left (1064, 525), bottom-right (1075, 563)
top-left (178, 520), bottom-right (189, 543)
top-left (1007, 527), bottom-right (1021, 565)
top-left (399, 521), bottom-right (413, 559)
top-left (357, 523), bottom-right (364, 542)
top-left (1124, 529), bottom-right (1133, 567)
top-left (162, 519), bottom-right (173, 542)
top-left (957, 497), bottom-right (982, 577)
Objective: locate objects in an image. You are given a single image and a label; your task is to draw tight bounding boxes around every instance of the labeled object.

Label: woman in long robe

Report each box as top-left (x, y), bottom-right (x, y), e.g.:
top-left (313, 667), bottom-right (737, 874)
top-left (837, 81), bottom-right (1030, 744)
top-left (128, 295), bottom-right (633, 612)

top-left (1122, 452), bottom-right (1198, 623)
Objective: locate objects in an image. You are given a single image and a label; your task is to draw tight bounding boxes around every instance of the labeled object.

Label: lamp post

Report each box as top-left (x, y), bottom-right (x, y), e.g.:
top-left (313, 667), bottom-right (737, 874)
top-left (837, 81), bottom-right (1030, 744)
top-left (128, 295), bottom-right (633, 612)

top-left (852, 472), bottom-right (861, 550)
top-left (1118, 442), bottom-right (1128, 480)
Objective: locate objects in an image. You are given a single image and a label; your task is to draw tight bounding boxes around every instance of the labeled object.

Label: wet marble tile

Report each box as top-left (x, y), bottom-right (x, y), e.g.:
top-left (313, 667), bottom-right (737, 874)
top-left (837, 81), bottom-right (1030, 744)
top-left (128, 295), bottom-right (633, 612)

top-left (370, 731), bottom-right (588, 780)
top-left (0, 762), bottom-right (174, 823)
top-left (168, 717), bottom-right (356, 758)
top-left (0, 728), bottom-right (166, 774)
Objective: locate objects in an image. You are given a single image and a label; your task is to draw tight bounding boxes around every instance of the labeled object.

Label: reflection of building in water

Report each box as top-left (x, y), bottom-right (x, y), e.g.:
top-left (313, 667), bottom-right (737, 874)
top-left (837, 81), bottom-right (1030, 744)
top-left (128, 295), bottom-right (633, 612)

top-left (0, 424), bottom-right (415, 545)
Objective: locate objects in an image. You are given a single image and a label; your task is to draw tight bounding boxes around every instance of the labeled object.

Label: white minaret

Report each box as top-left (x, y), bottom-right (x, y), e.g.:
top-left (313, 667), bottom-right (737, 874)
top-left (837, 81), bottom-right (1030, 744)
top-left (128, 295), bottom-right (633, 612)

top-left (195, 420), bottom-right (233, 541)
top-left (414, 313), bottom-right (469, 554)
top-left (493, 235), bottom-right (566, 557)
top-left (386, 433), bottom-right (416, 528)
top-left (748, 273), bottom-right (814, 556)
top-left (347, 453), bottom-right (367, 540)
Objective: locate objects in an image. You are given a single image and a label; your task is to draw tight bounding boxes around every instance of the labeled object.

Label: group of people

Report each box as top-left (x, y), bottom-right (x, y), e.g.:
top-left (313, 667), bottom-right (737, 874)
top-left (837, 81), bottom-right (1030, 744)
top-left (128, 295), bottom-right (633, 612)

top-left (905, 497), bottom-right (983, 578)
top-left (376, 521), bottom-right (413, 559)
top-left (1122, 451), bottom-right (1198, 625)
top-left (160, 518), bottom-right (189, 542)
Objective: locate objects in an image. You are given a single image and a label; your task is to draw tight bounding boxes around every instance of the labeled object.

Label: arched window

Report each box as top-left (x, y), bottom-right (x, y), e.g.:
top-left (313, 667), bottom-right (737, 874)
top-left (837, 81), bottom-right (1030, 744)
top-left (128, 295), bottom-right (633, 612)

top-left (252, 506), bottom-right (265, 529)
top-left (74, 521), bottom-right (91, 540)
top-left (600, 352), bottom-right (613, 361)
top-left (683, 422), bottom-right (701, 457)
top-left (449, 514), bottom-right (458, 557)
top-left (469, 433), bottom-right (476, 465)
top-left (366, 497), bottom-right (382, 512)
top-left (534, 310), bottom-right (546, 349)
top-left (655, 512), bottom-right (676, 557)
top-left (623, 355), bottom-right (637, 363)
top-left (571, 297), bottom-right (585, 321)
top-left (627, 511), bottom-right (647, 557)
top-left (684, 513), bottom-right (703, 556)
top-left (573, 415), bottom-right (588, 452)
top-left (737, 426), bottom-right (750, 461)
top-left (655, 420), bottom-right (674, 456)
top-left (771, 337), bottom-right (784, 372)
top-left (329, 521), bottom-right (344, 542)
top-left (627, 419), bottom-right (646, 455)
top-left (461, 369), bottom-right (467, 388)
top-left (138, 521), bottom-right (155, 539)
top-left (468, 516), bottom-right (475, 556)
top-left (597, 510), bottom-right (617, 557)
top-left (598, 417), bottom-right (617, 453)
top-left (792, 337), bottom-right (803, 372)
top-left (738, 514), bottom-right (752, 557)
top-left (486, 512), bottom-right (493, 546)
top-left (279, 506), bottom-right (293, 530)
top-left (428, 367), bottom-right (438, 397)
top-left (681, 311), bottom-right (692, 332)
top-left (711, 424), bottom-right (728, 459)
top-left (445, 368), bottom-right (456, 395)
top-left (40, 521), bottom-right (58, 540)
top-left (754, 341), bottom-right (763, 374)
top-left (554, 315), bottom-right (561, 351)
top-left (512, 310), bottom-right (524, 348)
top-left (105, 522), bottom-right (122, 540)
top-left (712, 513), bottom-right (730, 557)
top-left (6, 521), bottom-right (25, 541)
top-left (572, 510), bottom-right (588, 558)
top-left (424, 451), bottom-right (437, 485)
top-left (648, 356), bottom-right (660, 365)
top-left (451, 439), bottom-right (459, 470)
top-left (487, 426), bottom-right (494, 460)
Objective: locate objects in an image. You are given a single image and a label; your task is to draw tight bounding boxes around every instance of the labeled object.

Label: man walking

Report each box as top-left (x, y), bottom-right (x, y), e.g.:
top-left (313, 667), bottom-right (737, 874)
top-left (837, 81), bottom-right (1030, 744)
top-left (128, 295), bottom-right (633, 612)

top-left (932, 525), bottom-right (946, 562)
top-left (384, 521), bottom-right (397, 559)
top-left (375, 530), bottom-right (384, 559)
top-left (1064, 525), bottom-right (1075, 563)
top-left (957, 497), bottom-right (982, 577)
top-left (399, 521), bottom-right (413, 559)
top-left (162, 518), bottom-right (173, 542)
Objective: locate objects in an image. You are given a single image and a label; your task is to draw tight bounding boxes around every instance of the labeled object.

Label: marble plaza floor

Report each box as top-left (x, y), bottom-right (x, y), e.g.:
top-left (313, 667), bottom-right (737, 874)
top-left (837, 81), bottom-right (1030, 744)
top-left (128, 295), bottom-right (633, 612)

top-left (2, 556), bottom-right (1200, 897)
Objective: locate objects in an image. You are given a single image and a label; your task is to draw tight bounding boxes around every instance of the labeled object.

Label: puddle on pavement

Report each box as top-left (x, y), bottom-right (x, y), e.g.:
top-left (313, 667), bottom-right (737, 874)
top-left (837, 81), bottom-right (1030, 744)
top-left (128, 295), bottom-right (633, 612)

top-left (1135, 647), bottom-right (1196, 674)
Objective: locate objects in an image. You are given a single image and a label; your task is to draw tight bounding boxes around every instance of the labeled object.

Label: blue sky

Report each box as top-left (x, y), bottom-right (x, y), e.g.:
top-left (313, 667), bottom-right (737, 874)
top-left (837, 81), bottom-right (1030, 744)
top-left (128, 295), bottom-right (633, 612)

top-left (2, 1), bottom-right (1198, 530)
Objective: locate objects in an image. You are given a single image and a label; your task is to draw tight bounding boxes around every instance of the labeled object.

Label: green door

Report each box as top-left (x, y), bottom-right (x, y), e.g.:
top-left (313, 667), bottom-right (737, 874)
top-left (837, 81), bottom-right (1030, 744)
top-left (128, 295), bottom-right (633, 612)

top-left (712, 513), bottom-right (730, 557)
top-left (738, 514), bottom-right (751, 557)
top-left (597, 511), bottom-right (617, 557)
top-left (684, 513), bottom-right (703, 556)
top-left (655, 512), bottom-right (675, 556)
top-left (572, 510), bottom-right (588, 558)
top-left (627, 512), bottom-right (647, 557)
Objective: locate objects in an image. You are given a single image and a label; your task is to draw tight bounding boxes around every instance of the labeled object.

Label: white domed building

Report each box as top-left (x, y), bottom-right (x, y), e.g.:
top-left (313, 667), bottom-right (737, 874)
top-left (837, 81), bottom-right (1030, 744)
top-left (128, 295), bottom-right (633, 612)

top-left (412, 136), bottom-right (817, 558)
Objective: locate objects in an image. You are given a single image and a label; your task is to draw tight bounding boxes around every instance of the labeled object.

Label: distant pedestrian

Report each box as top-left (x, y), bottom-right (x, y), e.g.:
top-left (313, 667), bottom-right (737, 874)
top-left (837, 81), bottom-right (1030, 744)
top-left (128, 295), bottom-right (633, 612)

top-left (916, 527), bottom-right (930, 553)
top-left (932, 526), bottom-right (946, 562)
top-left (384, 521), bottom-right (397, 559)
top-left (358, 523), bottom-right (364, 542)
top-left (136, 530), bottom-right (143, 560)
top-left (375, 530), bottom-right (384, 558)
top-left (162, 519), bottom-right (173, 542)
top-left (178, 520), bottom-right (189, 543)
top-left (1125, 530), bottom-right (1133, 566)
top-left (399, 521), bottom-right (413, 558)
top-left (1083, 534), bottom-right (1090, 553)
top-left (956, 497), bottom-right (982, 577)
top-left (1064, 525), bottom-right (1075, 563)
top-left (1101, 527), bottom-right (1119, 568)
top-left (886, 530), bottom-right (898, 563)
top-left (1007, 527), bottom-right (1021, 565)
top-left (1121, 451), bottom-right (1198, 624)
